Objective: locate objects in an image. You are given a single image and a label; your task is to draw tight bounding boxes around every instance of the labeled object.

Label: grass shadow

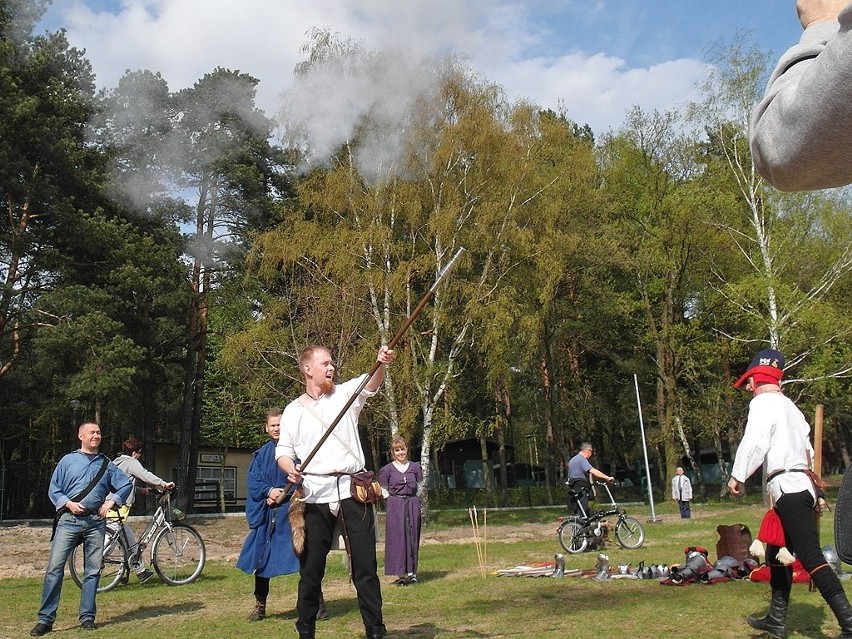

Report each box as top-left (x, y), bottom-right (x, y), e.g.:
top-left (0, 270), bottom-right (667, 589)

top-left (401, 570), bottom-right (450, 583)
top-left (393, 623), bottom-right (490, 638)
top-left (787, 600), bottom-right (831, 639)
top-left (99, 602), bottom-right (204, 625)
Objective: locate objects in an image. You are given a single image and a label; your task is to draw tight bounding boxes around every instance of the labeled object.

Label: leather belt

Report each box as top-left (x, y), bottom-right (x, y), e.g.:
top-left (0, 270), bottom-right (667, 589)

top-left (766, 468), bottom-right (807, 483)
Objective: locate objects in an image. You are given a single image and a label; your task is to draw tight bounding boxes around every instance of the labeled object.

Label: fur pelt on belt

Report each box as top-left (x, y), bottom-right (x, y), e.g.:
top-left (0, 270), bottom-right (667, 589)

top-left (288, 486), bottom-right (306, 555)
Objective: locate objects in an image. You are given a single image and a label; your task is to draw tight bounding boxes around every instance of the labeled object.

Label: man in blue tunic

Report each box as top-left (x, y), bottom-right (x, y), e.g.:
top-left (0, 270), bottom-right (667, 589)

top-left (237, 408), bottom-right (327, 622)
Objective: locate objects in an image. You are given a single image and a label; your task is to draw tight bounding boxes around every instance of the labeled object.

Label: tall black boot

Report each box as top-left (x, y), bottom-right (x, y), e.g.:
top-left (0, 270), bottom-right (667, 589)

top-left (747, 589), bottom-right (789, 638)
top-left (825, 591), bottom-right (852, 639)
top-left (295, 621), bottom-right (316, 639)
top-left (365, 623), bottom-right (387, 639)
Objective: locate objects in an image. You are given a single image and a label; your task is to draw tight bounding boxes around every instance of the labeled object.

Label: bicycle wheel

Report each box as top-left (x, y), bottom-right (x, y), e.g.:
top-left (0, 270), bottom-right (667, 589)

top-left (558, 521), bottom-right (588, 554)
top-left (615, 516), bottom-right (645, 549)
top-left (70, 527), bottom-right (128, 593)
top-left (151, 522), bottom-right (206, 585)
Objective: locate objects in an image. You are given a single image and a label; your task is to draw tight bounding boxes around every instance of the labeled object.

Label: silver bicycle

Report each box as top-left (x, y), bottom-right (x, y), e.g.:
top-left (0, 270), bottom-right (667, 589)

top-left (69, 488), bottom-right (206, 591)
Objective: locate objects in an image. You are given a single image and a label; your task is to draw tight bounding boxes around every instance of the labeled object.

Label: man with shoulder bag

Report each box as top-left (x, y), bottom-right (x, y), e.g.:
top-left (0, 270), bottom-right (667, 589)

top-left (31, 422), bottom-right (133, 636)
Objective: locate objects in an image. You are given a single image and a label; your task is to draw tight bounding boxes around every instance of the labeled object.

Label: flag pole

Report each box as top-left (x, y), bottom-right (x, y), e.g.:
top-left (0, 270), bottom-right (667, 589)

top-left (634, 373), bottom-right (659, 522)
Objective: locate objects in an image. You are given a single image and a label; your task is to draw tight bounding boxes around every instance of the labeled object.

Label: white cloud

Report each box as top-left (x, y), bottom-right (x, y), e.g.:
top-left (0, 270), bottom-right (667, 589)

top-left (493, 54), bottom-right (708, 133)
top-left (45, 0), bottom-right (709, 137)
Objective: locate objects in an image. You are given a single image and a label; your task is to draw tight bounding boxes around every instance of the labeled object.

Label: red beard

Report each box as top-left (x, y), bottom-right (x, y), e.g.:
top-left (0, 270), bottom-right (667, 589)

top-left (317, 378), bottom-right (334, 396)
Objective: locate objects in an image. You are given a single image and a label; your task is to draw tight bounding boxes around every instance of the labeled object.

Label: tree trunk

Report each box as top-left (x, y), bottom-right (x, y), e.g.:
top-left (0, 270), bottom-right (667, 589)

top-left (479, 433), bottom-right (493, 506)
top-left (495, 384), bottom-right (510, 507)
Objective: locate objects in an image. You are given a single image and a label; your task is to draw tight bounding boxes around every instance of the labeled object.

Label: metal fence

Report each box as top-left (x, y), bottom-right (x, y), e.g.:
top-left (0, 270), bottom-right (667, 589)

top-left (1, 461), bottom-right (55, 521)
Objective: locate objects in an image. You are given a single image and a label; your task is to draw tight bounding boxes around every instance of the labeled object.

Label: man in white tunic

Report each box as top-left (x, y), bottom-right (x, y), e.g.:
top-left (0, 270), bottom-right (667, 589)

top-left (728, 348), bottom-right (852, 638)
top-left (277, 344), bottom-right (395, 639)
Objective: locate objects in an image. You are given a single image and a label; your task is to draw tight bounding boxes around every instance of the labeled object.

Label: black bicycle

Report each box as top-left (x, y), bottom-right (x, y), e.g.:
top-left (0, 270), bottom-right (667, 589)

top-left (69, 488), bottom-right (206, 591)
top-left (557, 481), bottom-right (645, 553)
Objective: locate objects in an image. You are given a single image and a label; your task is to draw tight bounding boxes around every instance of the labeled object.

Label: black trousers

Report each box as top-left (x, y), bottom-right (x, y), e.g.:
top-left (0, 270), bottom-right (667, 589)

top-left (254, 575), bottom-right (270, 600)
top-left (769, 490), bottom-right (844, 600)
top-left (297, 499), bottom-right (383, 628)
top-left (567, 480), bottom-right (592, 518)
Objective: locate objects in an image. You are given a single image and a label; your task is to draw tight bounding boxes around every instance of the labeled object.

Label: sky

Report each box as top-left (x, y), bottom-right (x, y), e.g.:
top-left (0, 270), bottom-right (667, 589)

top-left (37, 0), bottom-right (804, 138)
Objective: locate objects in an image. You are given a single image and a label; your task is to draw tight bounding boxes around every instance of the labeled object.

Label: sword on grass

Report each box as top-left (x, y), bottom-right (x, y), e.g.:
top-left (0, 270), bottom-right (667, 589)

top-left (287, 247), bottom-right (466, 552)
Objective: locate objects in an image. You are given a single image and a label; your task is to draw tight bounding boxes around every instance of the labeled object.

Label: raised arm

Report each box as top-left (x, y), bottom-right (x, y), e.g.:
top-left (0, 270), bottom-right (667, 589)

top-left (750, 1), bottom-right (852, 190)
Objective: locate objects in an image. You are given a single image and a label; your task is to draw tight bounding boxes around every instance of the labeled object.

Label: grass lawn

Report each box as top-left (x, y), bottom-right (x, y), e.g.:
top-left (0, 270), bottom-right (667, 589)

top-left (2, 499), bottom-right (849, 638)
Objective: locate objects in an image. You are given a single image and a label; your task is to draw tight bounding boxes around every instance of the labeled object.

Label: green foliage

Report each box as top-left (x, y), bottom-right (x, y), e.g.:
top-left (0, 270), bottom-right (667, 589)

top-left (1, 16), bottom-right (849, 516)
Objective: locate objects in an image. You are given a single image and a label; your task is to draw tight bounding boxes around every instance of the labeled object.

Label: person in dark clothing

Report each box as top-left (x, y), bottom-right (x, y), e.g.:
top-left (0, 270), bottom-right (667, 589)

top-left (237, 408), bottom-right (327, 621)
top-left (379, 436), bottom-right (422, 586)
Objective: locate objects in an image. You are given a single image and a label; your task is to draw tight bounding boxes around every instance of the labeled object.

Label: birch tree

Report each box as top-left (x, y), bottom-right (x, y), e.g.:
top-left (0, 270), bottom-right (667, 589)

top-left (691, 35), bottom-right (852, 377)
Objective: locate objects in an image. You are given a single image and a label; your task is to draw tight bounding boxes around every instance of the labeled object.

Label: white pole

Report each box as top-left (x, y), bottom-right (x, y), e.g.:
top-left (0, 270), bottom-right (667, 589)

top-left (634, 373), bottom-right (658, 522)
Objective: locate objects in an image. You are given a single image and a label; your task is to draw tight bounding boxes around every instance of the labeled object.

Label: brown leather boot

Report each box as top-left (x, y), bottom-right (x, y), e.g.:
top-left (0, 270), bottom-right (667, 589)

top-left (247, 599), bottom-right (266, 622)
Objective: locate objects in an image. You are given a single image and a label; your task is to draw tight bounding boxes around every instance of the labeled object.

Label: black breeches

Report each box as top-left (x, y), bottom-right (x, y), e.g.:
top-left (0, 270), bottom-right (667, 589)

top-left (297, 500), bottom-right (383, 628)
top-left (770, 490), bottom-right (843, 600)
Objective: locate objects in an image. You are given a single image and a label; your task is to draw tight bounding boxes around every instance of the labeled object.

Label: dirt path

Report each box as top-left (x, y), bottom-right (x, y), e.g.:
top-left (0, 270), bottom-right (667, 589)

top-left (0, 505), bottom-right (744, 580)
top-left (0, 514), bottom-right (555, 579)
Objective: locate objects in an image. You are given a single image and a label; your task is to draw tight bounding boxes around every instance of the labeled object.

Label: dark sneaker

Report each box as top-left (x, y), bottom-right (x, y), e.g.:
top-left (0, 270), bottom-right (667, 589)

top-left (80, 619), bottom-right (97, 630)
top-left (30, 623), bottom-right (52, 637)
top-left (137, 569), bottom-right (154, 583)
top-left (408, 574), bottom-right (418, 584)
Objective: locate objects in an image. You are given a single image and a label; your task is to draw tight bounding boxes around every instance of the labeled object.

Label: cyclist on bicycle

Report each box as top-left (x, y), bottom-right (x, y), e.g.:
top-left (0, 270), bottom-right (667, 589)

top-left (112, 437), bottom-right (175, 583)
top-left (565, 443), bottom-right (613, 518)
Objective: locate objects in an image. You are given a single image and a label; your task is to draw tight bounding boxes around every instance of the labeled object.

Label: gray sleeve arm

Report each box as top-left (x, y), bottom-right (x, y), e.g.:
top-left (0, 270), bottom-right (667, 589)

top-left (749, 6), bottom-right (852, 191)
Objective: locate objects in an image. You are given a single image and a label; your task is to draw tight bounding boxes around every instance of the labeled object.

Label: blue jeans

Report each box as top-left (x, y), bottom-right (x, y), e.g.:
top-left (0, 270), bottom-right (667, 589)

top-left (677, 500), bottom-right (691, 519)
top-left (36, 512), bottom-right (106, 625)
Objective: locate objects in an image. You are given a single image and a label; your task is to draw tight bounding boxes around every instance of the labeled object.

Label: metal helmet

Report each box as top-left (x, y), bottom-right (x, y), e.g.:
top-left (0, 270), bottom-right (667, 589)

top-left (738, 557), bottom-right (759, 577)
top-left (823, 544), bottom-right (842, 574)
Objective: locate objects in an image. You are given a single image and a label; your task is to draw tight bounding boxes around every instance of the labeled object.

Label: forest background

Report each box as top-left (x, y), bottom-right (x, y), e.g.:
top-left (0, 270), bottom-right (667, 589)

top-left (1, 0), bottom-right (850, 517)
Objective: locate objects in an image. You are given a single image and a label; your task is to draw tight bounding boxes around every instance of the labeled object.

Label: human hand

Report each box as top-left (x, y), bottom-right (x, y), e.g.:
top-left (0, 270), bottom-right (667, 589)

top-left (98, 500), bottom-right (116, 518)
top-left (287, 465), bottom-right (303, 486)
top-left (377, 345), bottom-right (396, 365)
top-left (727, 477), bottom-right (744, 496)
top-left (65, 500), bottom-right (86, 515)
top-left (797, 0), bottom-right (850, 28)
top-left (164, 482), bottom-right (175, 490)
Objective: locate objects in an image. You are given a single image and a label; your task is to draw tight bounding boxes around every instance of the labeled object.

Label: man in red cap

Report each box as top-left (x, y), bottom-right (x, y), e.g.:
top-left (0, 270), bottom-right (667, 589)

top-left (727, 348), bottom-right (852, 638)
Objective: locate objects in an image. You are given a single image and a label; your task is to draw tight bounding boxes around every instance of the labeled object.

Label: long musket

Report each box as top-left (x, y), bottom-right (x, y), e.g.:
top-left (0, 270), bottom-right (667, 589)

top-left (298, 247), bottom-right (466, 472)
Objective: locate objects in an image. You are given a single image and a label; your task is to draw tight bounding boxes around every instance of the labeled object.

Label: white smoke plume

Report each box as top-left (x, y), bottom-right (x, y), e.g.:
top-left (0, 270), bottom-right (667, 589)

top-left (278, 34), bottom-right (444, 185)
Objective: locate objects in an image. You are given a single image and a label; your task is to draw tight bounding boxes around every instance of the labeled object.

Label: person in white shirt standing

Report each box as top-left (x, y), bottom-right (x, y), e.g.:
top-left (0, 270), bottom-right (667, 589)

top-left (727, 348), bottom-right (852, 638)
top-left (277, 343), bottom-right (395, 639)
top-left (671, 467), bottom-right (693, 519)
